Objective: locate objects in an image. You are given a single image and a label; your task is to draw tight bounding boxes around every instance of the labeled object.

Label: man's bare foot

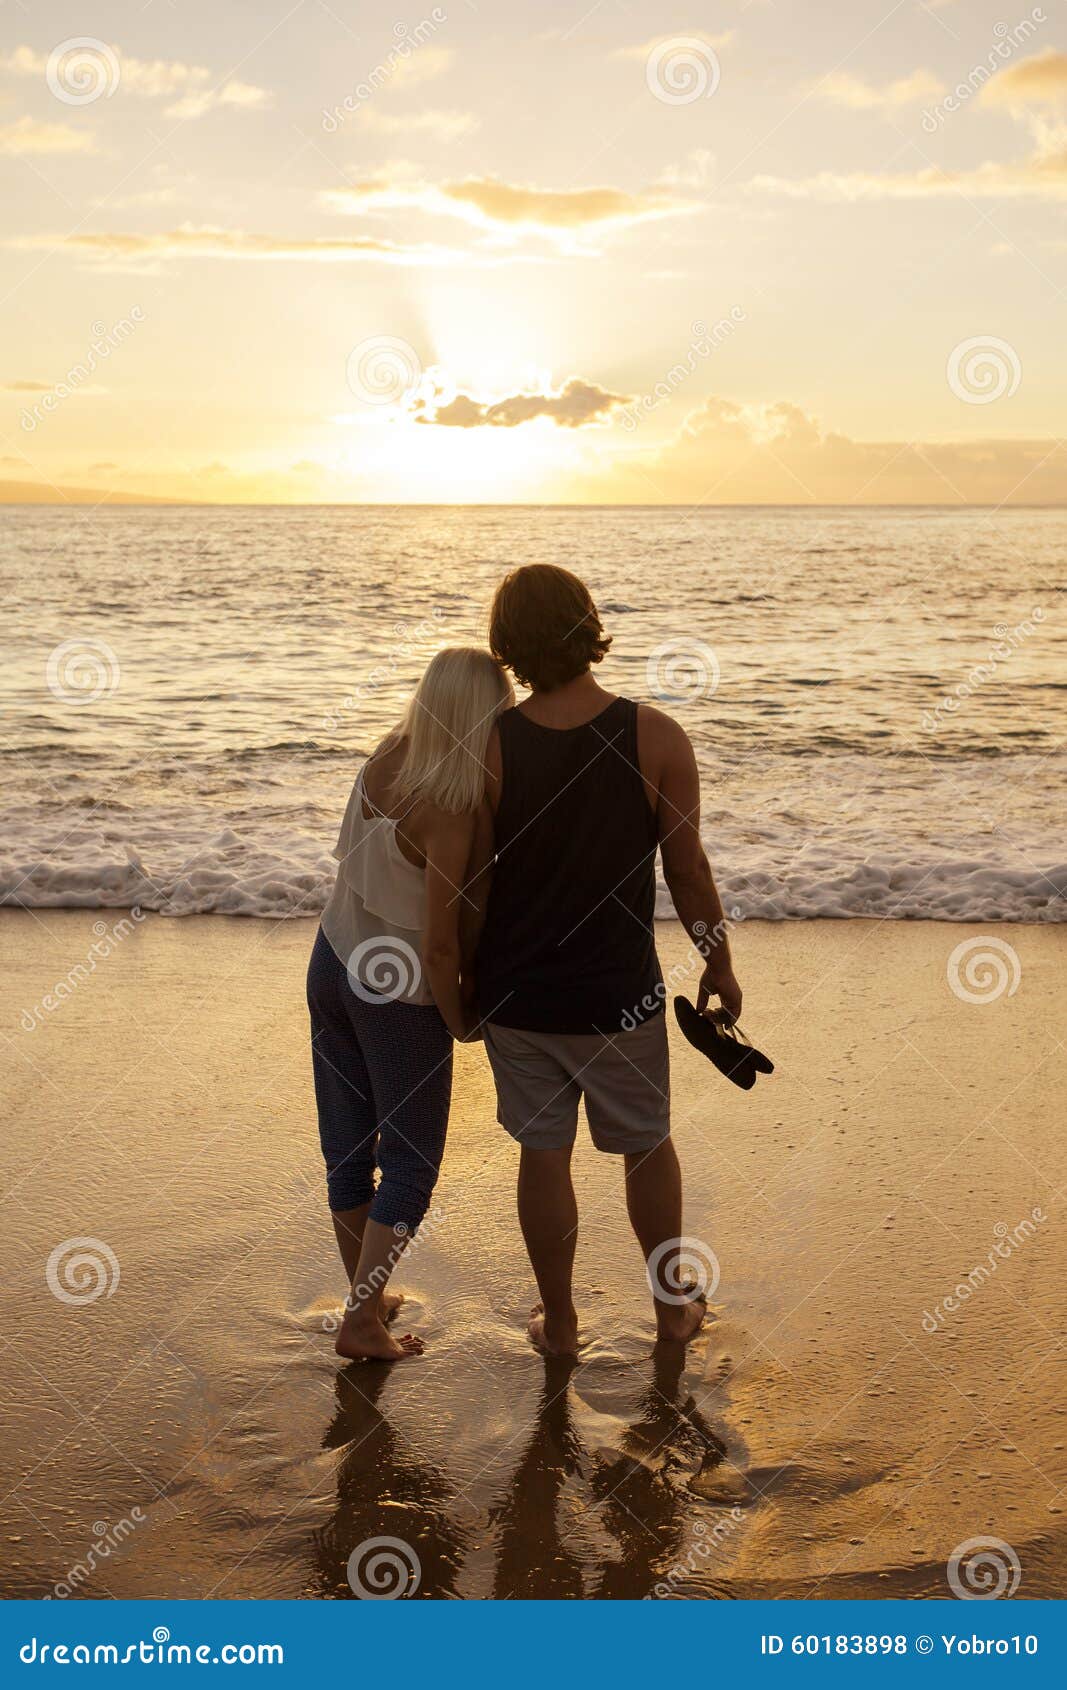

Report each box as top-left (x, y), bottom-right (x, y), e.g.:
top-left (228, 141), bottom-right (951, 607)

top-left (335, 1316), bottom-right (423, 1363)
top-left (654, 1295), bottom-right (707, 1345)
top-left (527, 1302), bottom-right (580, 1356)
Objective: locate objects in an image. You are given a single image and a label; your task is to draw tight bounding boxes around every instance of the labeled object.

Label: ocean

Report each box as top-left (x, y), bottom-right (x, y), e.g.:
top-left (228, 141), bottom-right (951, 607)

top-left (2, 503), bottom-right (1064, 922)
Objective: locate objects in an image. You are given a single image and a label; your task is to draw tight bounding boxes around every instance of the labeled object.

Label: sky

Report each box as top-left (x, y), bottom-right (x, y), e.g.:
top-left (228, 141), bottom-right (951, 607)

top-left (1, 0), bottom-right (1065, 504)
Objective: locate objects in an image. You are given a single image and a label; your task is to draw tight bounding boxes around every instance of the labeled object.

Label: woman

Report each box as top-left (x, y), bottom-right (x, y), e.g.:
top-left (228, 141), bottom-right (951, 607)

top-left (307, 647), bottom-right (512, 1362)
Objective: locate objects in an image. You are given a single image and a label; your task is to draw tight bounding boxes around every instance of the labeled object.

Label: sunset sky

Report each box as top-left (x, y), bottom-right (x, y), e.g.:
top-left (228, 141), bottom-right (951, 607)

top-left (1, 0), bottom-right (1065, 504)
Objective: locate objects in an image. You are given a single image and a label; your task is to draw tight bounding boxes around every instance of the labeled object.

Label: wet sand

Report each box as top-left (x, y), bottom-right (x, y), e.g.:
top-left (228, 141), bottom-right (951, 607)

top-left (1, 911), bottom-right (1064, 1600)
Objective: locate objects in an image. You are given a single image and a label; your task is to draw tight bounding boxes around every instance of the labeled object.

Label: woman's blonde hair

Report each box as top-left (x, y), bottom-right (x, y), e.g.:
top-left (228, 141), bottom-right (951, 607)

top-left (393, 647), bottom-right (513, 814)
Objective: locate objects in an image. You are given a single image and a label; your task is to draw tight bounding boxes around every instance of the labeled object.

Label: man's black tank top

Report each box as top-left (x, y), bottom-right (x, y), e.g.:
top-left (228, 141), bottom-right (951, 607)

top-left (475, 696), bottom-right (663, 1034)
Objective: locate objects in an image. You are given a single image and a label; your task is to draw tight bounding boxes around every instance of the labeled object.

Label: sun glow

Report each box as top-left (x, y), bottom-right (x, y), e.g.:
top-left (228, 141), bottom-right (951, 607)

top-left (329, 411), bottom-right (593, 502)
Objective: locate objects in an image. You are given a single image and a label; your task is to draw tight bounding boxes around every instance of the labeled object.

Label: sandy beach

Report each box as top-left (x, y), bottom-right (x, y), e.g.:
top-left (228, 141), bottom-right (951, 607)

top-left (2, 910), bottom-right (1064, 1600)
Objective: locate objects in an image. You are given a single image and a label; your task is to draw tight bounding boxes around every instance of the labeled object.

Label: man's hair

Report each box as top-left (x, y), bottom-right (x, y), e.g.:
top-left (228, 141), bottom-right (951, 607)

top-left (489, 564), bottom-right (611, 691)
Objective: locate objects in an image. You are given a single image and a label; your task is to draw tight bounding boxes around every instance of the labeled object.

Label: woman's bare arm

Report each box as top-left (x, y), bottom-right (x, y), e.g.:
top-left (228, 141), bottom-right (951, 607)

top-left (421, 806), bottom-right (479, 1041)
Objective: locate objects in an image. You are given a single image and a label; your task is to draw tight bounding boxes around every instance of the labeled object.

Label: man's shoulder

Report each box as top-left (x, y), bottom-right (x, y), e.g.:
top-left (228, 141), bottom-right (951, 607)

top-left (635, 701), bottom-right (691, 752)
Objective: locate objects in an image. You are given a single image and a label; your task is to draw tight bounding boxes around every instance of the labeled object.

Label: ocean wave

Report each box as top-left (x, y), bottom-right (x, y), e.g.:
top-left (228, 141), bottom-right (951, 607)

top-left (2, 822), bottom-right (1063, 922)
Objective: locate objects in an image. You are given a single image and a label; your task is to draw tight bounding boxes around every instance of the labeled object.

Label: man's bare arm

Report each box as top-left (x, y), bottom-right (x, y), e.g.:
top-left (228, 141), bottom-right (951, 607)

top-left (647, 709), bottom-right (742, 1024)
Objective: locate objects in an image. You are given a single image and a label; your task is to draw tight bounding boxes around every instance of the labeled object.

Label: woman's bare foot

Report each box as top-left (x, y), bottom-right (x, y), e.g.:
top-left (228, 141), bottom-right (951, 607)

top-left (654, 1294), bottom-right (707, 1345)
top-left (342, 1288), bottom-right (403, 1324)
top-left (527, 1301), bottom-right (580, 1356)
top-left (335, 1315), bottom-right (423, 1363)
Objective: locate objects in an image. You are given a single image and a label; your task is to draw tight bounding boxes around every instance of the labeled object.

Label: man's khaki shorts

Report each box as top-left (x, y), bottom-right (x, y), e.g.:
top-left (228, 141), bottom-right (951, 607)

top-left (483, 1014), bottom-right (670, 1153)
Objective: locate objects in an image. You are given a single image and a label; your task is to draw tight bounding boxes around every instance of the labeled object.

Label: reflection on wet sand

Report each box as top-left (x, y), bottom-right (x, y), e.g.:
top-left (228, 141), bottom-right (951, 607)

top-left (310, 1364), bottom-right (470, 1599)
top-left (316, 1344), bottom-right (744, 1600)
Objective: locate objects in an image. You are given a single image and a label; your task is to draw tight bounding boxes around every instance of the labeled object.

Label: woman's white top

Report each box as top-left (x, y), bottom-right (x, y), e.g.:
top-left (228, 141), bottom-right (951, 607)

top-left (320, 764), bottom-right (433, 1005)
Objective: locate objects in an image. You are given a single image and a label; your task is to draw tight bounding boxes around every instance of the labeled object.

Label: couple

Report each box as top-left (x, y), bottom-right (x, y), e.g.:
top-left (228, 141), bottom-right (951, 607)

top-left (306, 564), bottom-right (742, 1363)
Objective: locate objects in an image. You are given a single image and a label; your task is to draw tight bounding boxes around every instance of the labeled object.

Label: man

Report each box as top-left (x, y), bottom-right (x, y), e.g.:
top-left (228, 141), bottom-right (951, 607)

top-left (475, 564), bottom-right (742, 1355)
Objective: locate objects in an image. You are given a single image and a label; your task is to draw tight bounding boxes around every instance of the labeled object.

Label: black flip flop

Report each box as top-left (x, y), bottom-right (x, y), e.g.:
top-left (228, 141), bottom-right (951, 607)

top-left (673, 996), bottom-right (775, 1090)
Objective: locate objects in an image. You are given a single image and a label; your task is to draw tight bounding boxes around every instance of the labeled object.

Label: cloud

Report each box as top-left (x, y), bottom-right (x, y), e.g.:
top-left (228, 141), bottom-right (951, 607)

top-left (0, 45), bottom-right (270, 118)
top-left (589, 394), bottom-right (1067, 504)
top-left (981, 47), bottom-right (1067, 108)
top-left (356, 107), bottom-right (478, 140)
top-left (9, 225), bottom-right (477, 268)
top-left (749, 109), bottom-right (1067, 200)
top-left (3, 380), bottom-right (52, 392)
top-left (324, 172), bottom-right (694, 245)
top-left (416, 378), bottom-right (630, 429)
top-left (613, 32), bottom-right (734, 59)
top-left (165, 80), bottom-right (271, 120)
top-left (0, 116), bottom-right (97, 155)
top-left (816, 69), bottom-right (944, 110)
top-left (386, 45), bottom-right (455, 90)
top-left (658, 149), bottom-right (713, 189)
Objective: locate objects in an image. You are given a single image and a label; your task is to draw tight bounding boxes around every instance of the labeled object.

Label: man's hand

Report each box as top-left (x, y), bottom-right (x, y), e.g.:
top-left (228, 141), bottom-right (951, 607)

top-left (697, 962), bottom-right (742, 1027)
